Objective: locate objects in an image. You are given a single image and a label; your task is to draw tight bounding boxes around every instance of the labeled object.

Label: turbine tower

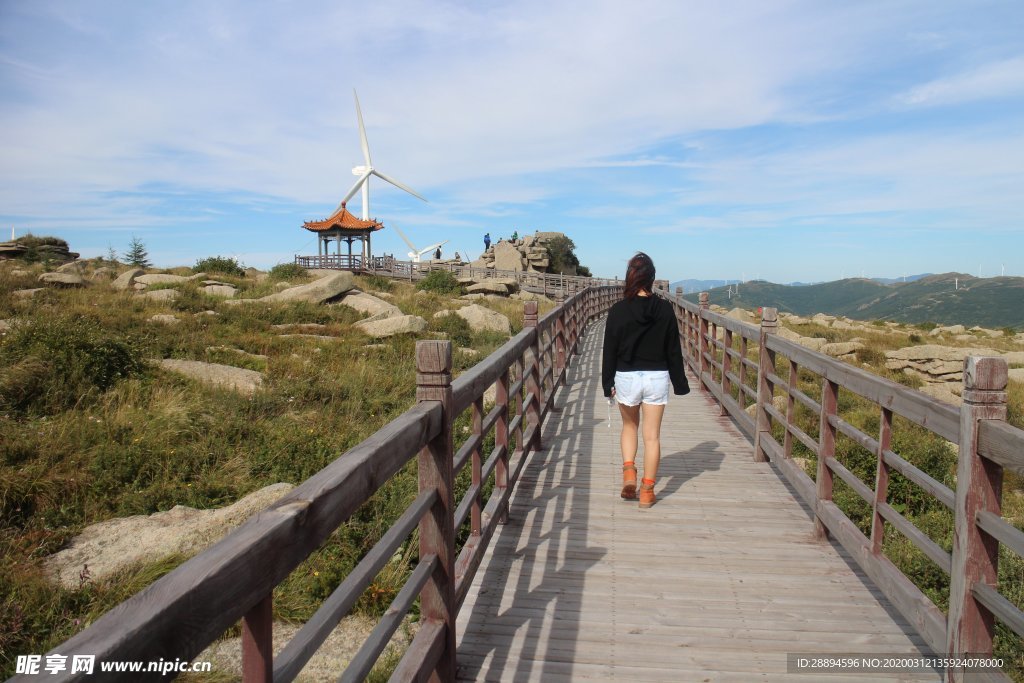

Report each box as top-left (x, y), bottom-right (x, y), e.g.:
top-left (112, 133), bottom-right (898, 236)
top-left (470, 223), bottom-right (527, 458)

top-left (335, 90), bottom-right (427, 220)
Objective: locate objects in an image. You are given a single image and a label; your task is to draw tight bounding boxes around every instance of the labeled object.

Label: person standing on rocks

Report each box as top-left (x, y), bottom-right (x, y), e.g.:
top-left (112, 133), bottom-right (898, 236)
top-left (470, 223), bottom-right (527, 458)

top-left (602, 252), bottom-right (689, 508)
top-left (484, 232), bottom-right (491, 251)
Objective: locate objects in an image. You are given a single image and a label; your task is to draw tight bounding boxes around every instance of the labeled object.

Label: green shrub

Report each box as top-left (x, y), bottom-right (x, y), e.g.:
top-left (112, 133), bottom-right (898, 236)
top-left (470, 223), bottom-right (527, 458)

top-left (416, 270), bottom-right (462, 295)
top-left (362, 274), bottom-right (394, 293)
top-left (13, 235), bottom-right (68, 249)
top-left (194, 256), bottom-right (245, 277)
top-left (913, 321), bottom-right (937, 331)
top-left (0, 316), bottom-right (145, 414)
top-left (430, 313), bottom-right (472, 347)
top-left (268, 263), bottom-right (307, 281)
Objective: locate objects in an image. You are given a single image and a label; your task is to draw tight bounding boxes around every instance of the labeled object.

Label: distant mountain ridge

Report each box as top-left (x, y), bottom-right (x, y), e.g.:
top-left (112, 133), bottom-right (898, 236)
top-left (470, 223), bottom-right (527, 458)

top-left (669, 273), bottom-right (931, 293)
top-left (676, 273), bottom-right (1024, 329)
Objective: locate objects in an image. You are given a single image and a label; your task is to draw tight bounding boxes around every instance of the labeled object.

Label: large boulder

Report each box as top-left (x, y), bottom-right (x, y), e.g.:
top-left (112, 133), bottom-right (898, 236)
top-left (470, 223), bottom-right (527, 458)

top-left (885, 345), bottom-right (1001, 384)
top-left (355, 314), bottom-right (427, 338)
top-left (38, 272), bottom-right (85, 287)
top-left (135, 273), bottom-right (189, 286)
top-left (334, 290), bottom-right (402, 319)
top-left (245, 271), bottom-right (354, 305)
top-left (45, 484), bottom-right (293, 587)
top-left (455, 304), bottom-right (511, 335)
top-left (821, 341), bottom-right (865, 358)
top-left (467, 281), bottom-right (512, 295)
top-left (112, 268), bottom-right (145, 290)
top-left (202, 284), bottom-right (237, 298)
top-left (492, 241), bottom-right (524, 272)
top-left (140, 289), bottom-right (180, 302)
top-left (158, 359), bottom-right (264, 395)
top-left (929, 324), bottom-right (966, 337)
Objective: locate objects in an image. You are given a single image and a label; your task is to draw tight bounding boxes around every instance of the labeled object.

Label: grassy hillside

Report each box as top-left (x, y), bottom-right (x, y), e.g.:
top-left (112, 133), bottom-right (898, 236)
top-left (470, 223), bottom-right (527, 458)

top-left (0, 262), bottom-right (546, 679)
top-left (685, 273), bottom-right (1024, 328)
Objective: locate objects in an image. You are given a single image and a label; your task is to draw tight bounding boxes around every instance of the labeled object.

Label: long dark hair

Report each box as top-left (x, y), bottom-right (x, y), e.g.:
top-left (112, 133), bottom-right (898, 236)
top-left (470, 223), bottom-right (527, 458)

top-left (623, 252), bottom-right (655, 299)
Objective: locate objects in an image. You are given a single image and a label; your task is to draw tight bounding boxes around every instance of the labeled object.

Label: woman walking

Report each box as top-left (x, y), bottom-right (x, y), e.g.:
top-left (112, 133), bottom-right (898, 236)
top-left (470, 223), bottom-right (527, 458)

top-left (602, 253), bottom-right (689, 508)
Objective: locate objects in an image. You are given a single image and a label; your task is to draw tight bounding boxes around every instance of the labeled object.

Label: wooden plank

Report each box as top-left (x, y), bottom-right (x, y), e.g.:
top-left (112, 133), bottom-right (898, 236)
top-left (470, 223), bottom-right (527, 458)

top-left (978, 419), bottom-right (1024, 475)
top-left (391, 620), bottom-right (445, 683)
top-left (455, 317), bottom-right (951, 682)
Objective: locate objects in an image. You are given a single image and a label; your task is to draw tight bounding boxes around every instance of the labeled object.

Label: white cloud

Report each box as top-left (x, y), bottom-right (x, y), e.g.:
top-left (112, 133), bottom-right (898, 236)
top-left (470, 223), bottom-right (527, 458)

top-left (897, 56), bottom-right (1024, 107)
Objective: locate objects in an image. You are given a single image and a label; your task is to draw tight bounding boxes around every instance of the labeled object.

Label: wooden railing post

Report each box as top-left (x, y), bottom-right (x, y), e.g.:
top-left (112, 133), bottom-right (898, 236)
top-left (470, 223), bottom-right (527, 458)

top-left (415, 340), bottom-right (456, 681)
top-left (242, 594), bottom-right (272, 683)
top-left (524, 302), bottom-right (542, 452)
top-left (870, 407), bottom-right (893, 555)
top-left (496, 366), bottom-right (510, 524)
top-left (698, 292), bottom-right (710, 389)
top-left (815, 377), bottom-right (838, 541)
top-left (753, 307), bottom-right (778, 463)
top-left (721, 327), bottom-right (733, 416)
top-left (947, 356), bottom-right (1007, 677)
top-left (555, 309), bottom-right (567, 385)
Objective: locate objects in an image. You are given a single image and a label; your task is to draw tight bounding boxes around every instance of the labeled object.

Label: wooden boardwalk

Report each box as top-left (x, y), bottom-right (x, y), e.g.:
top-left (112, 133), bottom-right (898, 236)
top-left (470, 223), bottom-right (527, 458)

top-left (456, 320), bottom-right (940, 682)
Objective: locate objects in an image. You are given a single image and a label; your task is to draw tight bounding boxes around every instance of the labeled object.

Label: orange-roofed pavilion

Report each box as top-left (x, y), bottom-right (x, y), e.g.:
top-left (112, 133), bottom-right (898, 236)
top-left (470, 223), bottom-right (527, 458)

top-left (302, 203), bottom-right (383, 263)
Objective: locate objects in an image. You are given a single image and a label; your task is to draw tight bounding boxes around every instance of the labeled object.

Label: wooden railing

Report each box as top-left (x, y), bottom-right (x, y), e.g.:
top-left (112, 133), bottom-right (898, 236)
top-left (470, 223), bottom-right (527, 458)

top-left (20, 285), bottom-right (622, 683)
top-left (295, 252), bottom-right (643, 299)
top-left (666, 289), bottom-right (1024, 683)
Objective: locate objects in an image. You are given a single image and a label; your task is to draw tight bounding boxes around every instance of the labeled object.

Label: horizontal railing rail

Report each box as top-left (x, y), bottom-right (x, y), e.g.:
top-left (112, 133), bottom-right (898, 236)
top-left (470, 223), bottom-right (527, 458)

top-left (665, 288), bottom-right (1024, 683)
top-left (296, 252), bottom-right (652, 299)
top-left (14, 286), bottom-right (622, 682)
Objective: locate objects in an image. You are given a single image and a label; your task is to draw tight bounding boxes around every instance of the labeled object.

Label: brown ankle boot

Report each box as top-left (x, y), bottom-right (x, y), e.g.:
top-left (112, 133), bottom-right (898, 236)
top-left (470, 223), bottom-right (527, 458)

top-left (621, 462), bottom-right (637, 500)
top-left (639, 478), bottom-right (656, 508)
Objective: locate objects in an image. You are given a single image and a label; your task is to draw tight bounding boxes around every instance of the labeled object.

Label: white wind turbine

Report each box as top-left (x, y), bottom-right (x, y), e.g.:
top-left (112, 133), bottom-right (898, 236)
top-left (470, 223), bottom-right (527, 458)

top-left (392, 223), bottom-right (448, 263)
top-left (334, 90), bottom-right (428, 220)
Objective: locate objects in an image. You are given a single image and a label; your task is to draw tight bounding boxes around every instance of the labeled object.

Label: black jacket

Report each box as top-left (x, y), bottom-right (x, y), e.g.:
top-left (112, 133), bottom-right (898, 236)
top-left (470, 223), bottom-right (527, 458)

top-left (602, 295), bottom-right (689, 398)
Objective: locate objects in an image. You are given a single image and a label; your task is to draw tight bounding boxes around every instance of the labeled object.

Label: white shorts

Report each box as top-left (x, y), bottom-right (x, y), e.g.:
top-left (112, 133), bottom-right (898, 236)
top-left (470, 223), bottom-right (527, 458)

top-left (614, 370), bottom-right (670, 407)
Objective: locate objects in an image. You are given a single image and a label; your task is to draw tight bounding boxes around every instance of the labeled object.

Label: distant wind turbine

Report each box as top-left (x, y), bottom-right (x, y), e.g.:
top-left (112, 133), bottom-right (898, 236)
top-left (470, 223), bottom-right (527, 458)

top-left (391, 223), bottom-right (448, 263)
top-left (335, 90), bottom-right (427, 220)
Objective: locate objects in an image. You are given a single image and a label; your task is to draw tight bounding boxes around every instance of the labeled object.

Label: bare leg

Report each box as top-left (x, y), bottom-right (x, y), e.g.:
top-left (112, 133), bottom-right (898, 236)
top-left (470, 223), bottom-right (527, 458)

top-left (618, 402), bottom-right (640, 465)
top-left (640, 402), bottom-right (666, 480)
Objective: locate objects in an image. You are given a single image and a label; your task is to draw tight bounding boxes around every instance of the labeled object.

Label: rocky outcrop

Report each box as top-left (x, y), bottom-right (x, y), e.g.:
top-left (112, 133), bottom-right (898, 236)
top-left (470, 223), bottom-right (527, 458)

top-left (455, 304), bottom-right (511, 334)
top-left (135, 273), bottom-right (189, 286)
top-left (0, 240), bottom-right (78, 263)
top-left (140, 289), bottom-right (180, 302)
top-left (38, 272), bottom-right (85, 287)
top-left (202, 284), bottom-right (237, 298)
top-left (157, 359), bottom-right (264, 395)
top-left (467, 280), bottom-right (516, 295)
top-left (112, 268), bottom-right (145, 290)
top-left (355, 314), bottom-right (427, 338)
top-left (149, 314), bottom-right (180, 325)
top-left (821, 341), bottom-right (865, 360)
top-left (929, 324), bottom-right (966, 337)
top-left (227, 272), bottom-right (354, 305)
top-left (884, 345), bottom-right (1001, 385)
top-left (334, 291), bottom-right (402, 319)
top-left (45, 484), bottom-right (293, 587)
top-left (471, 231), bottom-right (568, 273)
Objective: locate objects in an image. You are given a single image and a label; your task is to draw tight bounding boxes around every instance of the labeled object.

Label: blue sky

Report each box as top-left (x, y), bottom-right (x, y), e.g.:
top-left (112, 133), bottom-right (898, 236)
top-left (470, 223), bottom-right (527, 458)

top-left (1, 1), bottom-right (1023, 283)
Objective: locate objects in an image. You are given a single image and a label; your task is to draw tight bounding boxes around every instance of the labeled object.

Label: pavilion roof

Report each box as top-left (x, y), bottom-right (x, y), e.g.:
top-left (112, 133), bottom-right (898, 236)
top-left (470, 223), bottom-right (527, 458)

top-left (302, 204), bottom-right (384, 233)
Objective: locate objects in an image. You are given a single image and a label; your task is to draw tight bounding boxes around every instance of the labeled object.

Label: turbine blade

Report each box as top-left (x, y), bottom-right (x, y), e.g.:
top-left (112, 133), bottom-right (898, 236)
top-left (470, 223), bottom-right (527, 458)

top-left (390, 222), bottom-right (418, 252)
top-left (371, 169), bottom-right (427, 202)
top-left (354, 89), bottom-right (371, 166)
top-left (420, 240), bottom-right (448, 254)
top-left (334, 171), bottom-right (371, 214)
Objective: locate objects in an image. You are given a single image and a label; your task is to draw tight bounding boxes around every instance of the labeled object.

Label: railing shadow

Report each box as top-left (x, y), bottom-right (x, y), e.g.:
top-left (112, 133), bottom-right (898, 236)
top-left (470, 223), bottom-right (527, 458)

top-left (456, 319), bottom-right (608, 680)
